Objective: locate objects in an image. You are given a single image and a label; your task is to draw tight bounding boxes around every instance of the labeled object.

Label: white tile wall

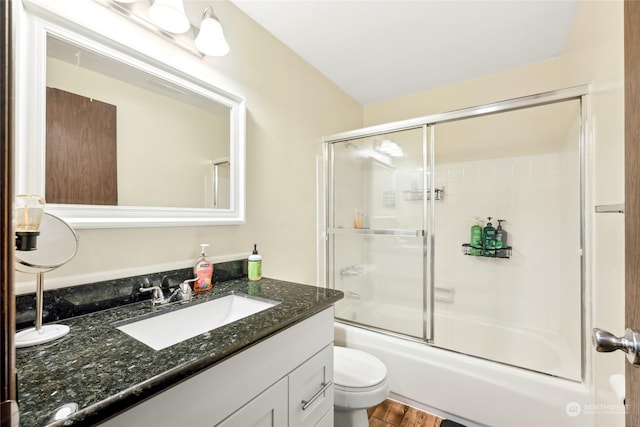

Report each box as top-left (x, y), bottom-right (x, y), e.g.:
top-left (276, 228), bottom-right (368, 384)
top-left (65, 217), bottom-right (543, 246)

top-left (432, 150), bottom-right (582, 376)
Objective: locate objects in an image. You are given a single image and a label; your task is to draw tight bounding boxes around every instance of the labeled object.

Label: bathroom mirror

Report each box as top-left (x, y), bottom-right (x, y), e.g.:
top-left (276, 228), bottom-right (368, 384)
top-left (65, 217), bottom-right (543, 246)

top-left (15, 9), bottom-right (246, 228)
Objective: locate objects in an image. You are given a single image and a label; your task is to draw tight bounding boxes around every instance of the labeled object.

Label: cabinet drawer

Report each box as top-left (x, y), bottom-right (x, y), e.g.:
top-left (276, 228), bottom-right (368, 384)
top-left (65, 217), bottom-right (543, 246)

top-left (289, 344), bottom-right (333, 427)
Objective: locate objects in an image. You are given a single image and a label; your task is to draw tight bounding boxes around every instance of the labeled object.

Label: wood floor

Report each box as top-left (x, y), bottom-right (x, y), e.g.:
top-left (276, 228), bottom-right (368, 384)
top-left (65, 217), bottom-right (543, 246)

top-left (367, 399), bottom-right (442, 427)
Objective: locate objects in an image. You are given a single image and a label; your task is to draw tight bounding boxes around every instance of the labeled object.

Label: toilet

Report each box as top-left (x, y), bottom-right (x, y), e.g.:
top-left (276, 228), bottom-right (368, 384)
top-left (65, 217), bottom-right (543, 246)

top-left (333, 346), bottom-right (389, 427)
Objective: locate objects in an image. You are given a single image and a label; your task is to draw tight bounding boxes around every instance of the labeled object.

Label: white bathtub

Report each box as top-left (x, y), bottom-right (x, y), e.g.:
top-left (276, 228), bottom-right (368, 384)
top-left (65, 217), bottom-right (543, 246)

top-left (334, 318), bottom-right (593, 427)
top-left (337, 302), bottom-right (581, 381)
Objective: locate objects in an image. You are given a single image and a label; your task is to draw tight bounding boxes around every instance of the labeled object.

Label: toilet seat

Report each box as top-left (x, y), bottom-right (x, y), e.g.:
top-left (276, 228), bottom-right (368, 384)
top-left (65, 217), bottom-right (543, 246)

top-left (333, 346), bottom-right (390, 426)
top-left (334, 346), bottom-right (387, 389)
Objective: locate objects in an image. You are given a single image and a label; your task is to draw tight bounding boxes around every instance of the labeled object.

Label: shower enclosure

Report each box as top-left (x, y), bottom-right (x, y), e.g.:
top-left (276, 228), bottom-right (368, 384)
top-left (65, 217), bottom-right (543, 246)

top-left (323, 87), bottom-right (586, 382)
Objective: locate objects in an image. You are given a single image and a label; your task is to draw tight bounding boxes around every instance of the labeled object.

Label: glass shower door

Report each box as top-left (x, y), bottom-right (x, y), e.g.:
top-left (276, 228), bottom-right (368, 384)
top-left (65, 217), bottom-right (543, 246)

top-left (327, 127), bottom-right (432, 340)
top-left (431, 99), bottom-right (583, 380)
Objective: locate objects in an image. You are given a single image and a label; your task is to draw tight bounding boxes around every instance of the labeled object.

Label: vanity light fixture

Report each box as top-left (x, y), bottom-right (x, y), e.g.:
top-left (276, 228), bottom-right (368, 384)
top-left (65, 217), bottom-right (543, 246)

top-left (148, 0), bottom-right (190, 34)
top-left (97, 0), bottom-right (231, 57)
top-left (195, 7), bottom-right (230, 56)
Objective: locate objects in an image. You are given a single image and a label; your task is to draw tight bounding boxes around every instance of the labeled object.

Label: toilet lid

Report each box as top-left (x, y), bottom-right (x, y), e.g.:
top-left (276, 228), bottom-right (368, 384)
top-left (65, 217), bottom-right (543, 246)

top-left (334, 346), bottom-right (387, 388)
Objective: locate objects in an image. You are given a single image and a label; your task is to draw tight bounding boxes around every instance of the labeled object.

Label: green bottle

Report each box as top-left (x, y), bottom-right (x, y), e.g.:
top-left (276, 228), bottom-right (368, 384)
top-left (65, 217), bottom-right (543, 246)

top-left (470, 217), bottom-right (482, 256)
top-left (483, 217), bottom-right (496, 257)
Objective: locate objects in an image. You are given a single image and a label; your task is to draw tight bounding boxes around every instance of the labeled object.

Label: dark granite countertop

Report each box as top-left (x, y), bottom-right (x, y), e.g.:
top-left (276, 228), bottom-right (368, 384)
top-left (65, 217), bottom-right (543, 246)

top-left (16, 278), bottom-right (343, 427)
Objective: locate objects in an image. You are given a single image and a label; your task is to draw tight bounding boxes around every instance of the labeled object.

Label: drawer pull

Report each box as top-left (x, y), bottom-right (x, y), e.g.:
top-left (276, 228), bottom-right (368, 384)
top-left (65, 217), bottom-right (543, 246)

top-left (301, 381), bottom-right (332, 410)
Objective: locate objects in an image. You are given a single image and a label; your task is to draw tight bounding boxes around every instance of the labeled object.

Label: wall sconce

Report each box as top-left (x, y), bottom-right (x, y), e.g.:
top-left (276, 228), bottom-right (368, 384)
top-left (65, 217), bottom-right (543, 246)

top-left (195, 7), bottom-right (230, 57)
top-left (15, 195), bottom-right (45, 251)
top-left (99, 0), bottom-right (230, 57)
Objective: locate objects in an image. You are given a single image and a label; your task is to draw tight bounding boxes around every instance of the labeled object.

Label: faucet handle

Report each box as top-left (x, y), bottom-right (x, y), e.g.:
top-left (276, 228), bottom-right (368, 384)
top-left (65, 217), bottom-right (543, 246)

top-left (159, 275), bottom-right (171, 290)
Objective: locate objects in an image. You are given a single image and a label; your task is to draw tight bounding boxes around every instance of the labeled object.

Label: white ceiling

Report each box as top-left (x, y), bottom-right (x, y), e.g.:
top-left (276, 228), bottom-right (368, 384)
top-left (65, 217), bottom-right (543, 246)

top-left (230, 0), bottom-right (579, 105)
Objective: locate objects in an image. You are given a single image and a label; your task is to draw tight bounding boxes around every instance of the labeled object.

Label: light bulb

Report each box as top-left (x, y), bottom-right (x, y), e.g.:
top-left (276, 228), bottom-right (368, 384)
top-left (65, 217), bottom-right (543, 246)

top-left (15, 195), bottom-right (45, 232)
top-left (148, 0), bottom-right (190, 34)
top-left (195, 15), bottom-right (230, 56)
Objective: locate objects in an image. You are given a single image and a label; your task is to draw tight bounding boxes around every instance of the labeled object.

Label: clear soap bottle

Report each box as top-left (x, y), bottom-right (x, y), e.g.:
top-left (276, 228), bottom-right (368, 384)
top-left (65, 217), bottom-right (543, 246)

top-left (495, 220), bottom-right (508, 257)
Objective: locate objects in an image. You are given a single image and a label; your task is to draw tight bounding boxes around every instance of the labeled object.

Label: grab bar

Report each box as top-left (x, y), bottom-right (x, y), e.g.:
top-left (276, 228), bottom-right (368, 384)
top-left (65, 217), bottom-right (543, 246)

top-left (301, 381), bottom-right (332, 410)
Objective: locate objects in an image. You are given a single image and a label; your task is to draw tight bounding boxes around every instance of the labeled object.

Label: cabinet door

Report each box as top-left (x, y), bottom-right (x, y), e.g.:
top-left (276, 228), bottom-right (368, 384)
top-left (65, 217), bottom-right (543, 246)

top-left (289, 344), bottom-right (333, 427)
top-left (217, 378), bottom-right (288, 427)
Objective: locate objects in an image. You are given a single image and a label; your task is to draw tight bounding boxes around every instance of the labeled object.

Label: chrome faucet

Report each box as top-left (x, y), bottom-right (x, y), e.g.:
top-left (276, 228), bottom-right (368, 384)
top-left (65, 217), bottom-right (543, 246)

top-left (139, 278), bottom-right (197, 306)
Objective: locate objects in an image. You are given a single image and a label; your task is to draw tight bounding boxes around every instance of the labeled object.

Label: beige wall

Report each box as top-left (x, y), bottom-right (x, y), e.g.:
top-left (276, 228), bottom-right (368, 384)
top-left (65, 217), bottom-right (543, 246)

top-left (16, 0), bottom-right (362, 291)
top-left (363, 0), bottom-right (624, 425)
top-left (363, 57), bottom-right (564, 127)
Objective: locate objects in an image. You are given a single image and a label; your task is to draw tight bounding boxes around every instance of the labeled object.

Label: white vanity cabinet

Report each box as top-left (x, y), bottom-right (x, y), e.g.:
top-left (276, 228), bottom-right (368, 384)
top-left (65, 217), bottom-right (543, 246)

top-left (101, 307), bottom-right (335, 427)
top-left (219, 344), bottom-right (333, 427)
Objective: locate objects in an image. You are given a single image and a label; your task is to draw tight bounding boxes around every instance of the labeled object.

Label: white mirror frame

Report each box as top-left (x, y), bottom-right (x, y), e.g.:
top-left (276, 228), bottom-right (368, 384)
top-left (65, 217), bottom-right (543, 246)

top-left (14, 1), bottom-right (246, 228)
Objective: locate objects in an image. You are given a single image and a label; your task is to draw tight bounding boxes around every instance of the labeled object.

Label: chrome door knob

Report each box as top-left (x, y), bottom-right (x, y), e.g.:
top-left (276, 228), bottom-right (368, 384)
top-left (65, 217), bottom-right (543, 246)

top-left (593, 327), bottom-right (640, 365)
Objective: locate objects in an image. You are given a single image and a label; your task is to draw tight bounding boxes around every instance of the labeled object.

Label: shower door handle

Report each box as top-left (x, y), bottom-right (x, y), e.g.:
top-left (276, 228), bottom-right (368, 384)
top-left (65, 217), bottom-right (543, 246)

top-left (593, 327), bottom-right (640, 365)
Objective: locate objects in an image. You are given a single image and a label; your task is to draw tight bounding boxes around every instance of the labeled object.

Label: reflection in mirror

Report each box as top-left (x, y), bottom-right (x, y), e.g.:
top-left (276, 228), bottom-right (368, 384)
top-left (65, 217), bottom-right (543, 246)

top-left (46, 35), bottom-right (231, 209)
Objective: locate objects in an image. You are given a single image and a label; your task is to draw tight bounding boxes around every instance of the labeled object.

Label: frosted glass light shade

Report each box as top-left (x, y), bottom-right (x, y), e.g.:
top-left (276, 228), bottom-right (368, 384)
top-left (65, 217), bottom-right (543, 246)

top-left (148, 0), bottom-right (190, 34)
top-left (195, 16), bottom-right (230, 56)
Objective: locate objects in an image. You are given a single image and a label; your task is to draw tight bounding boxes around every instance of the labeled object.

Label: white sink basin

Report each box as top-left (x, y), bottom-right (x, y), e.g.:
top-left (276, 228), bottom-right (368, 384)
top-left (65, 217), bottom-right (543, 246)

top-left (116, 293), bottom-right (280, 350)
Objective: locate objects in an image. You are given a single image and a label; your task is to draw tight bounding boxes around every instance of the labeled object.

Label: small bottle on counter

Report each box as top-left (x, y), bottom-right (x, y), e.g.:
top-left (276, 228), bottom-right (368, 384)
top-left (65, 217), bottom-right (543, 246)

top-left (248, 244), bottom-right (262, 281)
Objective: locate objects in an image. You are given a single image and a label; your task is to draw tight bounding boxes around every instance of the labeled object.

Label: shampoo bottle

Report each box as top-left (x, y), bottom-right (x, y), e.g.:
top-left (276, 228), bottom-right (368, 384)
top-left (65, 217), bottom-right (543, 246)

top-left (495, 220), bottom-right (508, 257)
top-left (470, 217), bottom-right (483, 256)
top-left (194, 243), bottom-right (213, 293)
top-left (483, 217), bottom-right (496, 257)
top-left (248, 244), bottom-right (262, 281)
